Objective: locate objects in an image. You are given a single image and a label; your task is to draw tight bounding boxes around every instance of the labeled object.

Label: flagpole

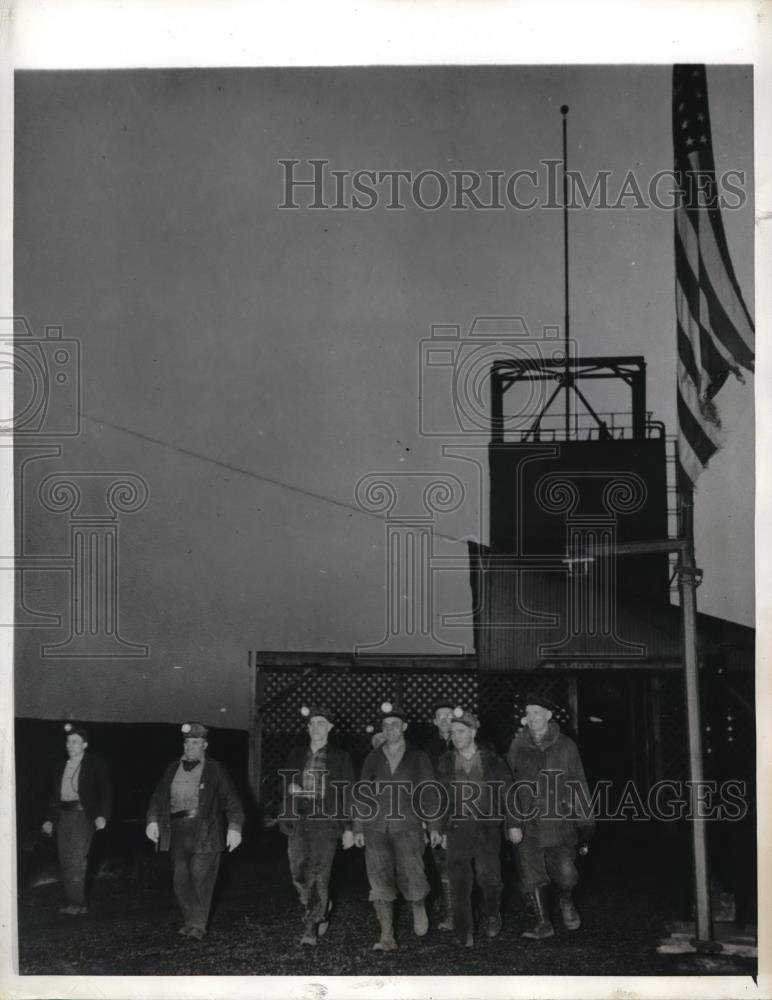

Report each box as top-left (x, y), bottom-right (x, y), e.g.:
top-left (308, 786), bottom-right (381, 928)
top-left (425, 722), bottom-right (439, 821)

top-left (678, 481), bottom-right (714, 947)
top-left (561, 104), bottom-right (571, 440)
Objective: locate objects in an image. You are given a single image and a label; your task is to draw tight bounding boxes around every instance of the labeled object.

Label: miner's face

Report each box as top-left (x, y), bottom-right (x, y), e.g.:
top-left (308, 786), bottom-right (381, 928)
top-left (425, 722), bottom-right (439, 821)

top-left (66, 734), bottom-right (87, 757)
top-left (183, 737), bottom-right (207, 761)
top-left (434, 708), bottom-right (454, 736)
top-left (450, 722), bottom-right (475, 752)
top-left (382, 717), bottom-right (407, 744)
top-left (524, 705), bottom-right (552, 734)
top-left (308, 716), bottom-right (333, 742)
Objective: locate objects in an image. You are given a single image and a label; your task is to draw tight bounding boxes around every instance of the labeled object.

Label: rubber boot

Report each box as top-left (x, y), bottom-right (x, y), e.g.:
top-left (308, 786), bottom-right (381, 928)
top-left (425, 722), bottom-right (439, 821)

top-left (372, 901), bottom-right (398, 951)
top-left (521, 886), bottom-right (555, 940)
top-left (412, 899), bottom-right (429, 937)
top-left (559, 889), bottom-right (581, 930)
top-left (300, 918), bottom-right (318, 946)
top-left (437, 879), bottom-right (454, 931)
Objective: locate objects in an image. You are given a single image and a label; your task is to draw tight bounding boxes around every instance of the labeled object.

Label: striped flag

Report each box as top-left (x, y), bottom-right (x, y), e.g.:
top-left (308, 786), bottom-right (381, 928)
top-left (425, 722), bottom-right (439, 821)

top-left (673, 64), bottom-right (754, 490)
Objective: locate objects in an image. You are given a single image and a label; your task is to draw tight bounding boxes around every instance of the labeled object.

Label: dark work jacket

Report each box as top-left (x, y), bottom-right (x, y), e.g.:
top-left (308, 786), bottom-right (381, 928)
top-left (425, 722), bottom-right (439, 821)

top-left (506, 721), bottom-right (595, 847)
top-left (146, 757), bottom-right (244, 854)
top-left (436, 746), bottom-right (519, 839)
top-left (424, 732), bottom-right (453, 768)
top-left (354, 742), bottom-right (435, 835)
top-left (278, 742), bottom-right (355, 836)
top-left (46, 754), bottom-right (112, 827)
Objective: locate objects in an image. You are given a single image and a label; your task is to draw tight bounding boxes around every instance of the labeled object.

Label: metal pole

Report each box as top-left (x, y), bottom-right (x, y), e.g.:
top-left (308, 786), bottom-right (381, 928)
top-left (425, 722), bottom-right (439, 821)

top-left (561, 105), bottom-right (571, 441)
top-left (678, 485), bottom-right (713, 947)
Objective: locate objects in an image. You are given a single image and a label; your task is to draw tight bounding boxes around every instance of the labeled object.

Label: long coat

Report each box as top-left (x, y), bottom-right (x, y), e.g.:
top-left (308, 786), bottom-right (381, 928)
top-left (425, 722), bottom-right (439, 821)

top-left (46, 754), bottom-right (112, 828)
top-left (146, 757), bottom-right (244, 854)
top-left (506, 721), bottom-right (595, 848)
top-left (278, 742), bottom-right (355, 836)
top-left (353, 742), bottom-right (435, 835)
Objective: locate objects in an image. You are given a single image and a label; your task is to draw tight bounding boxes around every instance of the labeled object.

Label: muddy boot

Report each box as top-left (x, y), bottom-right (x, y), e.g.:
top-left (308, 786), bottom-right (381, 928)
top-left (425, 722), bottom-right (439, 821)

top-left (521, 887), bottom-right (555, 940)
top-left (300, 918), bottom-right (318, 946)
top-left (317, 901), bottom-right (332, 937)
top-left (453, 930), bottom-right (474, 948)
top-left (372, 901), bottom-right (397, 951)
top-left (412, 899), bottom-right (429, 937)
top-left (437, 879), bottom-right (454, 931)
top-left (559, 889), bottom-right (581, 930)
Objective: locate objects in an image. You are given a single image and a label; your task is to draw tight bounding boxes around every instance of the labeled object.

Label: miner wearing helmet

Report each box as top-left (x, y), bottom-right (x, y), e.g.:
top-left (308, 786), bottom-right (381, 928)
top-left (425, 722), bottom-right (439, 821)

top-left (353, 702), bottom-right (438, 952)
top-left (507, 694), bottom-right (594, 940)
top-left (435, 707), bottom-right (521, 947)
top-left (42, 723), bottom-right (112, 916)
top-left (145, 721), bottom-right (244, 939)
top-left (279, 704), bottom-right (355, 946)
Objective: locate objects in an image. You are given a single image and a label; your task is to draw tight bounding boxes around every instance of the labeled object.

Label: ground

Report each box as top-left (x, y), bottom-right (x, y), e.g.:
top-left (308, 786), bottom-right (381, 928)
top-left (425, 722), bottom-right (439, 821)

top-left (16, 823), bottom-right (756, 978)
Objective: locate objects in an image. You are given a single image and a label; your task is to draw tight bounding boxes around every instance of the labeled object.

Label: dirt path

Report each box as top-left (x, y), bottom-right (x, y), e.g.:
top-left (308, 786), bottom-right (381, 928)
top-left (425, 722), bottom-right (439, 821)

top-left (16, 825), bottom-right (756, 978)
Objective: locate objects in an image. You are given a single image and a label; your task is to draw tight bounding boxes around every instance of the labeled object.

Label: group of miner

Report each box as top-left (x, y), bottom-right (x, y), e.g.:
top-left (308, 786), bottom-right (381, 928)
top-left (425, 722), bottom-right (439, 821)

top-left (41, 694), bottom-right (594, 949)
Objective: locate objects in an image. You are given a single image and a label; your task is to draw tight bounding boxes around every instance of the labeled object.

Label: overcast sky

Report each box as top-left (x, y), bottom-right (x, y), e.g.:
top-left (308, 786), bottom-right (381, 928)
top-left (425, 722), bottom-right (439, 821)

top-left (12, 65), bottom-right (754, 727)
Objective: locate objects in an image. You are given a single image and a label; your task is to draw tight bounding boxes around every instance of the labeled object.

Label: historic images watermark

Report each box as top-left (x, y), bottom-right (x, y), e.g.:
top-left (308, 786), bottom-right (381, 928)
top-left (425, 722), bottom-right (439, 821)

top-left (2, 316), bottom-right (149, 657)
top-left (278, 158), bottom-right (748, 212)
top-left (353, 315), bottom-right (650, 660)
top-left (277, 771), bottom-right (749, 824)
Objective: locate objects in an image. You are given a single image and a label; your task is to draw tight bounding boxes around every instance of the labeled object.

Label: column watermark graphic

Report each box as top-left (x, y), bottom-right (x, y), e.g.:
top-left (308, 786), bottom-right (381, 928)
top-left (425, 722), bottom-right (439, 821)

top-left (2, 316), bottom-right (150, 658)
top-left (37, 473), bottom-right (149, 658)
top-left (354, 472), bottom-right (466, 655)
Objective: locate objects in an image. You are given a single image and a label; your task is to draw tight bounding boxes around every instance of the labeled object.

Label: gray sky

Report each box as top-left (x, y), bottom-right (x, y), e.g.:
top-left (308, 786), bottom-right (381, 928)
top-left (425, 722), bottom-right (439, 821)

top-left (13, 65), bottom-right (754, 727)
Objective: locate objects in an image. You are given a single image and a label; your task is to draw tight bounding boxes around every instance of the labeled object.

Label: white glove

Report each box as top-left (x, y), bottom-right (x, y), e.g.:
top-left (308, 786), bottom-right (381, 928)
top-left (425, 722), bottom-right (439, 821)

top-left (226, 828), bottom-right (242, 852)
top-left (341, 830), bottom-right (355, 850)
top-left (95, 816), bottom-right (107, 831)
top-left (145, 821), bottom-right (160, 844)
top-left (41, 821), bottom-right (53, 836)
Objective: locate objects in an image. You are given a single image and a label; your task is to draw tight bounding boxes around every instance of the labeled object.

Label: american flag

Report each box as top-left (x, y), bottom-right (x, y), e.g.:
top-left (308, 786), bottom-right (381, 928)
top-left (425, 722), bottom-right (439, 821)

top-left (673, 64), bottom-right (754, 490)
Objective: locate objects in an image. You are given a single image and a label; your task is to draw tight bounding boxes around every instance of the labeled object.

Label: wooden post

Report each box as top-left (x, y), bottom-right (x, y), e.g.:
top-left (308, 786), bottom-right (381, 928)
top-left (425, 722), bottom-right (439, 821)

top-left (248, 651), bottom-right (255, 793)
top-left (250, 664), bottom-right (267, 805)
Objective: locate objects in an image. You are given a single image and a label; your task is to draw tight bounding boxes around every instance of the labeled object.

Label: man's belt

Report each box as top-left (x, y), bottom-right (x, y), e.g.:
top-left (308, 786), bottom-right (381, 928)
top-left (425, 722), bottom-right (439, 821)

top-left (171, 809), bottom-right (198, 820)
top-left (59, 800), bottom-right (83, 812)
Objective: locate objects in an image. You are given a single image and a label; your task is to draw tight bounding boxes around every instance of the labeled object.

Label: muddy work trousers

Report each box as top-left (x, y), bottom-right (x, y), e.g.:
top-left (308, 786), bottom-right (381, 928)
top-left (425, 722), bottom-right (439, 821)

top-left (286, 818), bottom-right (340, 923)
top-left (518, 836), bottom-right (578, 893)
top-left (57, 807), bottom-right (94, 906)
top-left (364, 826), bottom-right (429, 903)
top-left (446, 822), bottom-right (503, 937)
top-left (170, 817), bottom-right (221, 931)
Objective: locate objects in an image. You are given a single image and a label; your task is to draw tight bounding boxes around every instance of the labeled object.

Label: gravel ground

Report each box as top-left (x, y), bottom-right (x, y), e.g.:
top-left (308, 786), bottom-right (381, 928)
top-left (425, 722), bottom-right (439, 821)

top-left (16, 824), bottom-right (756, 978)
